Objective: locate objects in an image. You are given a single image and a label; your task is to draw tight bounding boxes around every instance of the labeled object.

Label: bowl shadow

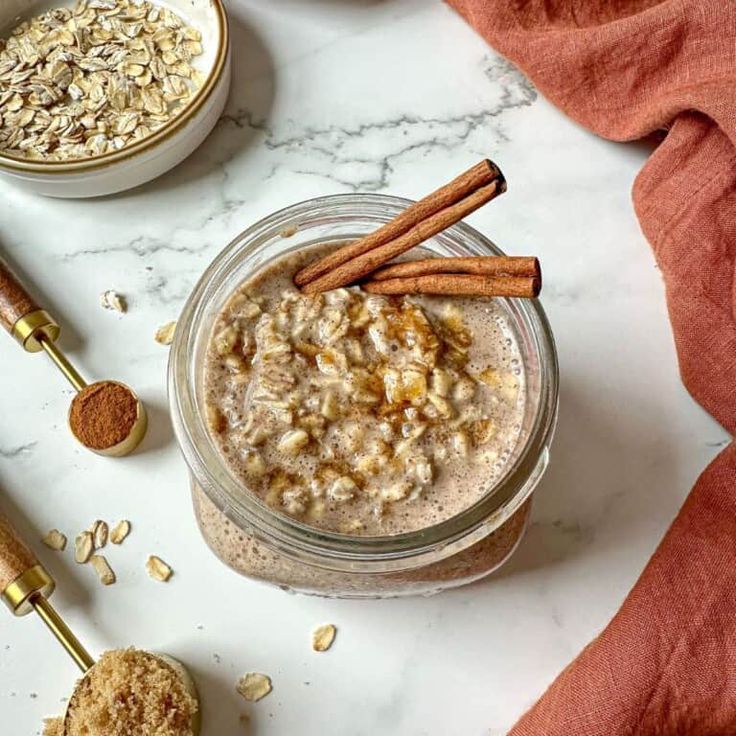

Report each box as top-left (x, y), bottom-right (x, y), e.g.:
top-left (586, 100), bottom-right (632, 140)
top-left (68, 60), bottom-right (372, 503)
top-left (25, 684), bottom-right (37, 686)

top-left (116, 11), bottom-right (276, 199)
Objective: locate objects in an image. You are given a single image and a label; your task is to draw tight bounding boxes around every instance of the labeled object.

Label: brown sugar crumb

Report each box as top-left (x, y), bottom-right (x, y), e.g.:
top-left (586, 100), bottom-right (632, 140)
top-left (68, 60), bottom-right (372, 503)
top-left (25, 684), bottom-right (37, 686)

top-left (69, 382), bottom-right (138, 450)
top-left (42, 717), bottom-right (63, 736)
top-left (64, 648), bottom-right (198, 736)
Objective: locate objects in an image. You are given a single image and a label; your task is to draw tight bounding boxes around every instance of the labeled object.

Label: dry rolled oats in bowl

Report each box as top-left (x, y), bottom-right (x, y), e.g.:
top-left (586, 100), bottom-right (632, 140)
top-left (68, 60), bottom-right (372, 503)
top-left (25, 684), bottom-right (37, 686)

top-left (169, 194), bottom-right (559, 599)
top-left (0, 0), bottom-right (230, 197)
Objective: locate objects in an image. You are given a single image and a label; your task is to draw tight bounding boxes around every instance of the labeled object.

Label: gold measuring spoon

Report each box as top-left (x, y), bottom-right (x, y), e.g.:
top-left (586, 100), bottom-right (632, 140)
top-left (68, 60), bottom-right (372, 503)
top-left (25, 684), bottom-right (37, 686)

top-left (0, 512), bottom-right (201, 734)
top-left (0, 257), bottom-right (147, 457)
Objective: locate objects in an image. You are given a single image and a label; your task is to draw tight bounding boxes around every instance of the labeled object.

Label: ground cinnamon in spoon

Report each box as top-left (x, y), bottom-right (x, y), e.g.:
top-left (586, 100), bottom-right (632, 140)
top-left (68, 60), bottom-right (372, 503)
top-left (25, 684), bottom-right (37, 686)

top-left (69, 381), bottom-right (138, 450)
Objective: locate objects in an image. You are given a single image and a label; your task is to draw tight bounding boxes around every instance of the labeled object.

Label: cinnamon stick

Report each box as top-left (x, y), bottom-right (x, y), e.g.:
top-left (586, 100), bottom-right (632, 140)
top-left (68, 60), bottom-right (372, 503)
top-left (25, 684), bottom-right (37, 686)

top-left (362, 274), bottom-right (541, 299)
top-left (294, 159), bottom-right (506, 289)
top-left (370, 256), bottom-right (540, 281)
top-left (301, 179), bottom-right (505, 295)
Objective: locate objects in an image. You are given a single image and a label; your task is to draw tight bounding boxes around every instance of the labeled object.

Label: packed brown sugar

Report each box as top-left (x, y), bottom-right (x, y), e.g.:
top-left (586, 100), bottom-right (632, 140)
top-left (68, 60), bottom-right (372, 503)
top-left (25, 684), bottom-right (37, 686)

top-left (44, 648), bottom-right (197, 736)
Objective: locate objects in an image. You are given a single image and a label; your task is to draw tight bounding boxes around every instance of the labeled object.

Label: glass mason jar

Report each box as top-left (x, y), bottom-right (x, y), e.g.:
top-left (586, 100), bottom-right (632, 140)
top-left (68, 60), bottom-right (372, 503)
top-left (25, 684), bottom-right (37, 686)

top-left (169, 194), bottom-right (559, 598)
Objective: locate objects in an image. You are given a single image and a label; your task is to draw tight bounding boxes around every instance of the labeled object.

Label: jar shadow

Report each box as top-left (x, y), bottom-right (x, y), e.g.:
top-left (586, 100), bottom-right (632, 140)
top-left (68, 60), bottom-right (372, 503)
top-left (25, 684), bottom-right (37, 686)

top-left (477, 373), bottom-right (680, 584)
top-left (135, 397), bottom-right (175, 456)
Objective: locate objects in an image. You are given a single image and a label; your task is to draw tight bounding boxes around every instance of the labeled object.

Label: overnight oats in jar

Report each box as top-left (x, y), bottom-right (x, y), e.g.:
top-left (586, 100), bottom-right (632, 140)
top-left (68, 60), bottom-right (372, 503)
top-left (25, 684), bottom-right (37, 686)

top-left (169, 194), bottom-right (558, 598)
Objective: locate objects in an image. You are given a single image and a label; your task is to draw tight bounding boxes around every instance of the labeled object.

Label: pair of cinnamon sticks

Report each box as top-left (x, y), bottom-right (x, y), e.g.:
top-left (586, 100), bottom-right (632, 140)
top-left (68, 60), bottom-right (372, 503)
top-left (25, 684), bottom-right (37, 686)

top-left (294, 160), bottom-right (541, 299)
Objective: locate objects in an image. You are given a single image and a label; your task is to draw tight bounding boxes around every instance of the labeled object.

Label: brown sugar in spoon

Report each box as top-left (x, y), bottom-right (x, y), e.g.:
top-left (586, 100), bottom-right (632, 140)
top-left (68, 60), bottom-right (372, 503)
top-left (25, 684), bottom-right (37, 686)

top-left (0, 257), bottom-right (147, 457)
top-left (0, 511), bottom-right (201, 734)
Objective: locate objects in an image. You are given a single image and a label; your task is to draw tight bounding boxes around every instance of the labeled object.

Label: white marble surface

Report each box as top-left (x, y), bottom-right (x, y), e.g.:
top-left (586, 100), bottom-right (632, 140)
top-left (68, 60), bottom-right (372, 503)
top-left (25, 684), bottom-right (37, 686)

top-left (0, 1), bottom-right (729, 734)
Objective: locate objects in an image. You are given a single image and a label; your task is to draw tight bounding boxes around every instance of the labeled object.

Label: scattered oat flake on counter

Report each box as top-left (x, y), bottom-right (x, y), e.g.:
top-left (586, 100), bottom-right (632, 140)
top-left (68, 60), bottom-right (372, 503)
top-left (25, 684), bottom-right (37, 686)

top-left (311, 624), bottom-right (337, 652)
top-left (146, 555), bottom-right (173, 582)
top-left (155, 321), bottom-right (177, 345)
top-left (42, 529), bottom-right (67, 552)
top-left (100, 291), bottom-right (127, 313)
top-left (110, 520), bottom-right (131, 545)
top-left (90, 555), bottom-right (116, 586)
top-left (74, 531), bottom-right (94, 564)
top-left (236, 673), bottom-right (272, 702)
top-left (89, 520), bottom-right (108, 549)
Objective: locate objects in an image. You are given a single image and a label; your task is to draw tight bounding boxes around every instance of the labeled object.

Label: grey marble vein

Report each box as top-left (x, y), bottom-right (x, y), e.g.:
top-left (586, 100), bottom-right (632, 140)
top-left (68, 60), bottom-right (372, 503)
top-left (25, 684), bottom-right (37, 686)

top-left (0, 442), bottom-right (37, 459)
top-left (705, 439), bottom-right (730, 448)
top-left (140, 271), bottom-right (200, 307)
top-left (482, 55), bottom-right (538, 109)
top-left (58, 234), bottom-right (214, 262)
top-left (214, 56), bottom-right (539, 192)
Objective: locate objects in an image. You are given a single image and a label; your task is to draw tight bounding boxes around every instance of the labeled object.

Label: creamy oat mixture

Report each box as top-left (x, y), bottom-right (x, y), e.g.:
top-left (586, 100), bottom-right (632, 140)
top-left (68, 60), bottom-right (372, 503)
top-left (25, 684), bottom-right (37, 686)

top-left (192, 485), bottom-right (531, 595)
top-left (204, 247), bottom-right (526, 536)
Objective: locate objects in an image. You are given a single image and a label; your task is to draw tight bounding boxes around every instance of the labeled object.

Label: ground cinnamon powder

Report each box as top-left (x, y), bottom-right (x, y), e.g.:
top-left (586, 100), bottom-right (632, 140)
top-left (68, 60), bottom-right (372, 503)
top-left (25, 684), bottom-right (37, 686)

top-left (69, 381), bottom-right (138, 450)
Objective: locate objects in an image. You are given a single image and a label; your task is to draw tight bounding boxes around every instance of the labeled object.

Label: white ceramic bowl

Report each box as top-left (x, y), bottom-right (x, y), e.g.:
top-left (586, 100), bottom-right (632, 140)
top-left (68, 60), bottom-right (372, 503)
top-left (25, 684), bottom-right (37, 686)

top-left (0, 0), bottom-right (230, 198)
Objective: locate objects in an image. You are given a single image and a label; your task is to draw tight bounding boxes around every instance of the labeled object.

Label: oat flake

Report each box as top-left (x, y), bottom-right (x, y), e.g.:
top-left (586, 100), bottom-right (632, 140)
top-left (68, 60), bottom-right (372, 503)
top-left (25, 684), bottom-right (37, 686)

top-left (41, 529), bottom-right (67, 552)
top-left (100, 290), bottom-right (127, 313)
top-left (154, 321), bottom-right (176, 345)
top-left (74, 531), bottom-right (94, 564)
top-left (109, 519), bottom-right (131, 544)
top-left (236, 673), bottom-right (272, 702)
top-left (89, 520), bottom-right (108, 549)
top-left (311, 624), bottom-right (337, 652)
top-left (146, 555), bottom-right (173, 582)
top-left (90, 554), bottom-right (115, 585)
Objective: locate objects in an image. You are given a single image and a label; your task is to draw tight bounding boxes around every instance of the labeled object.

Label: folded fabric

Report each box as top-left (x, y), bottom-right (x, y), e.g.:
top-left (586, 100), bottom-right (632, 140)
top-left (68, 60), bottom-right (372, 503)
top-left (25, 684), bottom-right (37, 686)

top-left (445, 1), bottom-right (736, 733)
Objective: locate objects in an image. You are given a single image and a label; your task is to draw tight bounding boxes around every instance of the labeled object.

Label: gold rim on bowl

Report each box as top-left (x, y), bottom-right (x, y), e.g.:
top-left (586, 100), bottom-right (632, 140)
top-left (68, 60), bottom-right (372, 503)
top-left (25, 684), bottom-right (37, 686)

top-left (0, 0), bottom-right (230, 175)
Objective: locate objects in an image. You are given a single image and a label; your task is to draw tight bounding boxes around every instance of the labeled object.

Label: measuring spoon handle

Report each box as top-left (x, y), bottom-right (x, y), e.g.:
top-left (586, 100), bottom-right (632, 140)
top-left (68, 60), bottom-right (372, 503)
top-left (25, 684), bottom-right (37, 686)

top-left (0, 258), bottom-right (59, 352)
top-left (0, 512), bottom-right (55, 616)
top-left (0, 258), bottom-right (39, 332)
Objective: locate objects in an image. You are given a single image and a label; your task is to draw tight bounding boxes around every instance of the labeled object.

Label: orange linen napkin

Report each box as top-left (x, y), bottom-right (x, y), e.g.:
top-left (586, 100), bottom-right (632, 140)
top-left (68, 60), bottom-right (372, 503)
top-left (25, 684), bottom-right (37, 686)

top-left (445, 1), bottom-right (736, 733)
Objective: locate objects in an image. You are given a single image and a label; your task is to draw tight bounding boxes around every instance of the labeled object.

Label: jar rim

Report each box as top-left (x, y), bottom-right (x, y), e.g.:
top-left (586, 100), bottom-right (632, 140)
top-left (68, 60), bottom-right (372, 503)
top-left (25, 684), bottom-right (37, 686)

top-left (169, 193), bottom-right (559, 568)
